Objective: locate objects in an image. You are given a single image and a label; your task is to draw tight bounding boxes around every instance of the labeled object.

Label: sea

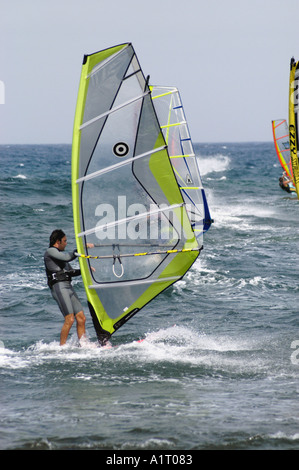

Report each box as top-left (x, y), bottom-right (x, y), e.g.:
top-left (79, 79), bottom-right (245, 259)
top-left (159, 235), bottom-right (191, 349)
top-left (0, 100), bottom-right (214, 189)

top-left (1, 142), bottom-right (299, 456)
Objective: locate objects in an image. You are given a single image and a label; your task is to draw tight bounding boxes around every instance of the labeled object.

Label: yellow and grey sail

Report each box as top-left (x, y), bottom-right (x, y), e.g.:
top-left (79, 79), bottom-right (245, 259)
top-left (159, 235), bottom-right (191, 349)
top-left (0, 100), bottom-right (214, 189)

top-left (71, 43), bottom-right (210, 344)
top-left (289, 57), bottom-right (299, 198)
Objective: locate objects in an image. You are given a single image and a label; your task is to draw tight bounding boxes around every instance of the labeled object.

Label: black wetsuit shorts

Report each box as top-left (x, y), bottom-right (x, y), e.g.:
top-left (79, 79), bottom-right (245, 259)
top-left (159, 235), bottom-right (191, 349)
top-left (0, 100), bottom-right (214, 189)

top-left (51, 281), bottom-right (83, 317)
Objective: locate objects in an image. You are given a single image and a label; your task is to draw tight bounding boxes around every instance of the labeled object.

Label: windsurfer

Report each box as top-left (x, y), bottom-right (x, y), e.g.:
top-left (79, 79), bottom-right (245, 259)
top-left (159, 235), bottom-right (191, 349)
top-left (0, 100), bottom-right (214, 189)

top-left (44, 229), bottom-right (94, 346)
top-left (279, 173), bottom-right (293, 193)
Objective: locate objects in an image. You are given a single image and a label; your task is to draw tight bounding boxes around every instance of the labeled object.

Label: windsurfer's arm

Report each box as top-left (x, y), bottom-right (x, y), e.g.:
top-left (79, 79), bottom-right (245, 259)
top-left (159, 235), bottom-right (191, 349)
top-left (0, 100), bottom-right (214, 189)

top-left (73, 244), bottom-right (96, 272)
top-left (283, 174), bottom-right (293, 183)
top-left (47, 247), bottom-right (77, 262)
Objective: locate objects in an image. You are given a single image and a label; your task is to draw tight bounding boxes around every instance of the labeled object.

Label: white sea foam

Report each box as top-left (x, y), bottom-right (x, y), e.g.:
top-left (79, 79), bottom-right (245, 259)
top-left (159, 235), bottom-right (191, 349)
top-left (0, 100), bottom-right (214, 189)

top-left (199, 154), bottom-right (230, 176)
top-left (123, 325), bottom-right (266, 376)
top-left (269, 431), bottom-right (299, 441)
top-left (0, 325), bottom-right (260, 372)
top-left (0, 346), bottom-right (32, 369)
top-left (0, 271), bottom-right (46, 292)
top-left (143, 325), bottom-right (253, 352)
top-left (13, 174), bottom-right (27, 179)
top-left (209, 202), bottom-right (279, 233)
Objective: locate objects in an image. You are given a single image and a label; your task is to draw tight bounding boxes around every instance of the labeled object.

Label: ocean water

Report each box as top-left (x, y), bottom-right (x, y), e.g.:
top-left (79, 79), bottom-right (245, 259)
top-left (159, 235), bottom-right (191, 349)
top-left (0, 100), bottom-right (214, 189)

top-left (1, 142), bottom-right (299, 452)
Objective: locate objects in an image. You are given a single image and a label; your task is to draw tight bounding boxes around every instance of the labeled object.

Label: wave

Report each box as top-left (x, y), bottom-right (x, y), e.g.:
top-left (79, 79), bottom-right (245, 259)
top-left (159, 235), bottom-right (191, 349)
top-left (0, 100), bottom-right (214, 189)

top-left (0, 270), bottom-right (47, 294)
top-left (0, 325), bottom-right (269, 380)
top-left (199, 154), bottom-right (230, 177)
top-left (12, 174), bottom-right (27, 179)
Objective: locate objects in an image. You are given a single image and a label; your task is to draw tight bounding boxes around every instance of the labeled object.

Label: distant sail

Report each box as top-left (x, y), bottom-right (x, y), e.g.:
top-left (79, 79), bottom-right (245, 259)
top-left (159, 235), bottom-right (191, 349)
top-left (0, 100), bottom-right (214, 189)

top-left (71, 43), bottom-right (211, 345)
top-left (272, 119), bottom-right (293, 179)
top-left (289, 57), bottom-right (299, 198)
top-left (150, 85), bottom-right (212, 237)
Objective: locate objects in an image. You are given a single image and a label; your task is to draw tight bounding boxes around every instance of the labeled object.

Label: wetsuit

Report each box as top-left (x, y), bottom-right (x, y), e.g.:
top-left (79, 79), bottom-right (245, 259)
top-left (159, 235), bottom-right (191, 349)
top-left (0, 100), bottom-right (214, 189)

top-left (279, 180), bottom-right (292, 193)
top-left (44, 247), bottom-right (83, 317)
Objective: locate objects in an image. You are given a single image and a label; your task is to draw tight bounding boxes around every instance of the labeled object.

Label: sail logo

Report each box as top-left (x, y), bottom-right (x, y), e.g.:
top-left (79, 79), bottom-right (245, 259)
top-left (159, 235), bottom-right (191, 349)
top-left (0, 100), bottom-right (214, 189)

top-left (0, 80), bottom-right (4, 104)
top-left (93, 196), bottom-right (199, 241)
top-left (289, 125), bottom-right (296, 155)
top-left (289, 125), bottom-right (299, 187)
top-left (290, 75), bottom-right (299, 108)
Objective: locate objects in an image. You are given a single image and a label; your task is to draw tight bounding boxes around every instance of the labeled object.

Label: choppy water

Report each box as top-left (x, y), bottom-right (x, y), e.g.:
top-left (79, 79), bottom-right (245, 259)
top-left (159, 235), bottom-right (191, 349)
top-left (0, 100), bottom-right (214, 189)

top-left (1, 142), bottom-right (299, 451)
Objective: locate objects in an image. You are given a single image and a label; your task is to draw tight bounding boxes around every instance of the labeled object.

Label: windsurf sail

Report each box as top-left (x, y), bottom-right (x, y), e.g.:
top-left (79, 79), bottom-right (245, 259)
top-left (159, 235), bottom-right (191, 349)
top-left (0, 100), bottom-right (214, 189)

top-left (150, 86), bottom-right (212, 237)
top-left (289, 57), bottom-right (299, 198)
top-left (71, 43), bottom-right (211, 345)
top-left (271, 119), bottom-right (293, 180)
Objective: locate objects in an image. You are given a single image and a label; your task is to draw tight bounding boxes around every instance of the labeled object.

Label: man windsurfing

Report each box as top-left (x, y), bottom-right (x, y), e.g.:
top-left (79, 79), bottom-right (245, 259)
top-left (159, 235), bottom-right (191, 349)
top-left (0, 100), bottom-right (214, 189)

top-left (44, 229), bottom-right (93, 345)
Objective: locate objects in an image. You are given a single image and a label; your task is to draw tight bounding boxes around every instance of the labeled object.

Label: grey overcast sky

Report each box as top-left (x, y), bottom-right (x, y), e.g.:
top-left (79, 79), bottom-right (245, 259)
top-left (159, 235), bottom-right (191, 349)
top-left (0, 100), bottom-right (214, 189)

top-left (0, 0), bottom-right (298, 144)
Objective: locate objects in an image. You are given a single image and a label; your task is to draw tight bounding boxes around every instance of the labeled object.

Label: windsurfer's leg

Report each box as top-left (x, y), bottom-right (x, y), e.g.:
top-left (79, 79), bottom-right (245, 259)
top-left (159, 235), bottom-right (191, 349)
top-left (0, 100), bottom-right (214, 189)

top-left (60, 313), bottom-right (75, 345)
top-left (51, 283), bottom-right (85, 344)
top-left (75, 310), bottom-right (86, 341)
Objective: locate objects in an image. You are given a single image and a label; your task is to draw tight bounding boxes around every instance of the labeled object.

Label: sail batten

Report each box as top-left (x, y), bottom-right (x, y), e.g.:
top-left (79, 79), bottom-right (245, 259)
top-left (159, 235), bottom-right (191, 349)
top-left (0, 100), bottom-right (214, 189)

top-left (89, 276), bottom-right (181, 290)
top-left (77, 202), bottom-right (185, 238)
top-left (170, 154), bottom-right (195, 158)
top-left (71, 43), bottom-right (211, 345)
top-left (161, 121), bottom-right (187, 128)
top-left (80, 91), bottom-right (150, 130)
top-left (76, 145), bottom-right (166, 183)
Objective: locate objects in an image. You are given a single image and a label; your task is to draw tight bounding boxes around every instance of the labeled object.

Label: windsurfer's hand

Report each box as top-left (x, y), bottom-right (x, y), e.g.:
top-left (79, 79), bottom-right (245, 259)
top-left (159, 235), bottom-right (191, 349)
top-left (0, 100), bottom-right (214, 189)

top-left (86, 243), bottom-right (94, 248)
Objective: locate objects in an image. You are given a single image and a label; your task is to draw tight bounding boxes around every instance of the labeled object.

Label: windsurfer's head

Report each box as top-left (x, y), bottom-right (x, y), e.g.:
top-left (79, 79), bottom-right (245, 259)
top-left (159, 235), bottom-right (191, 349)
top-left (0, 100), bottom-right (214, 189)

top-left (49, 229), bottom-right (66, 247)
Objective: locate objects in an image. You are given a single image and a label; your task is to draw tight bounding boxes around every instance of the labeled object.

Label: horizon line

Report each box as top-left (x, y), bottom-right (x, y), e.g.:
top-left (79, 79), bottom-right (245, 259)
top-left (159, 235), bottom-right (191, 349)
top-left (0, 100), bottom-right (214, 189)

top-left (0, 140), bottom-right (273, 146)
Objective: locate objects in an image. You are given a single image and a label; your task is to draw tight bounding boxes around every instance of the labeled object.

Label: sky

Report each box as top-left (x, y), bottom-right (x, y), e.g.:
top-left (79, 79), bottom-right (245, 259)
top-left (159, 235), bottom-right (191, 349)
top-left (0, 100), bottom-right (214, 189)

top-left (1, 0), bottom-right (299, 144)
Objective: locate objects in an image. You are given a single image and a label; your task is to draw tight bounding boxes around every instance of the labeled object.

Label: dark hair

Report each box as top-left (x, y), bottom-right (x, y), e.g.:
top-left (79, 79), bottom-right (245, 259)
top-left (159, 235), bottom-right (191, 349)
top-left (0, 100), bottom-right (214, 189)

top-left (49, 229), bottom-right (65, 247)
